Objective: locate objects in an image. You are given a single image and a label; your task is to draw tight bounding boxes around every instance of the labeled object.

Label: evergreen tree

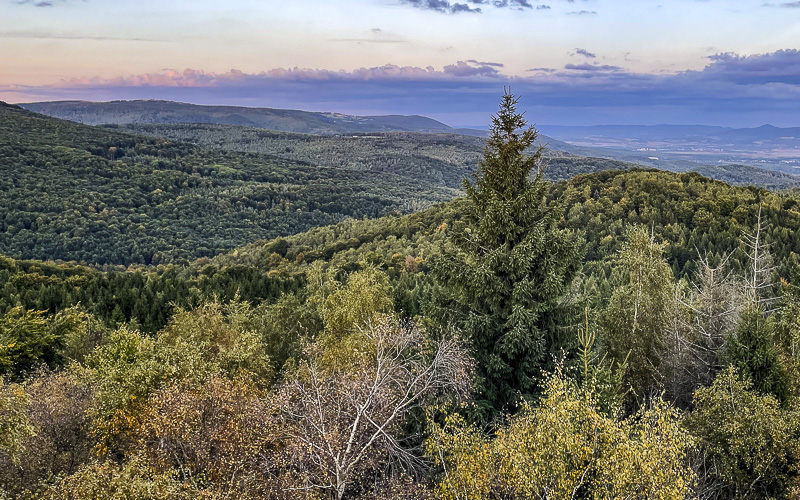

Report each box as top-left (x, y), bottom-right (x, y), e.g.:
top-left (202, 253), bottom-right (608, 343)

top-left (727, 307), bottom-right (790, 404)
top-left (431, 91), bottom-right (583, 415)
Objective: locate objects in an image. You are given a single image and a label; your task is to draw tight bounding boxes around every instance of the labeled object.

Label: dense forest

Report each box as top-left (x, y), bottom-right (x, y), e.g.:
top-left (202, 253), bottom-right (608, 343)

top-left (2, 95), bottom-right (800, 499)
top-left (0, 102), bottom-right (459, 266)
top-left (119, 121), bottom-right (800, 191)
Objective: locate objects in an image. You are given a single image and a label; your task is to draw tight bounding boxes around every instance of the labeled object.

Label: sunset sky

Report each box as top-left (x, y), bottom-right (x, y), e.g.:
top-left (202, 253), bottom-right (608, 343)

top-left (2, 0), bottom-right (800, 127)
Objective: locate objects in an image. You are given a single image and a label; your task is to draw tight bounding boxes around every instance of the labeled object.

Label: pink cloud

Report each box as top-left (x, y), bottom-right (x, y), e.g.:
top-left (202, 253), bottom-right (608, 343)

top-left (53, 61), bottom-right (502, 89)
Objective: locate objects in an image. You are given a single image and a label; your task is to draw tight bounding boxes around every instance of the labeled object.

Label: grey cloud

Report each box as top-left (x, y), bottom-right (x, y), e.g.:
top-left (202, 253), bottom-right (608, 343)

top-left (762, 1), bottom-right (800, 6)
top-left (443, 60), bottom-right (503, 76)
top-left (398, 0), bottom-right (533, 14)
top-left (695, 50), bottom-right (800, 85)
top-left (564, 63), bottom-right (621, 71)
top-left (15, 0), bottom-right (77, 6)
top-left (466, 59), bottom-right (505, 67)
top-left (536, 4), bottom-right (551, 9)
top-left (399, 0), bottom-right (481, 13)
top-left (568, 10), bottom-right (597, 15)
top-left (16, 0), bottom-right (54, 5)
top-left (574, 48), bottom-right (596, 58)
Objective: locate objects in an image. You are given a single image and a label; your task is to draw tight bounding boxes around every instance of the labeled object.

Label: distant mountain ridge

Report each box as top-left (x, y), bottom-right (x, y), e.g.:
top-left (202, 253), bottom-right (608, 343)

top-left (19, 100), bottom-right (487, 136)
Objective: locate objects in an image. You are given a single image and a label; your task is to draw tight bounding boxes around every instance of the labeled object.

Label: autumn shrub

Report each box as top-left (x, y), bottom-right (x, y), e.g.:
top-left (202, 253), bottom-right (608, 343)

top-left (0, 369), bottom-right (93, 498)
top-left (686, 366), bottom-right (800, 498)
top-left (138, 376), bottom-right (278, 498)
top-left (43, 456), bottom-right (200, 500)
top-left (428, 370), bottom-right (695, 499)
top-left (82, 300), bottom-right (275, 458)
top-left (0, 377), bottom-right (32, 462)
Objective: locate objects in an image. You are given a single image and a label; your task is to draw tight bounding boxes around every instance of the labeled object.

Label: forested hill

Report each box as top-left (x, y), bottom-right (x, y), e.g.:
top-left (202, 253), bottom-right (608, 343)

top-left (0, 102), bottom-right (675, 267)
top-left (4, 101), bottom-right (800, 269)
top-left (215, 168), bottom-right (800, 279)
top-left (117, 122), bottom-right (800, 190)
top-left (19, 99), bottom-right (483, 135)
top-left (0, 102), bottom-right (460, 265)
top-left (2, 169), bottom-right (798, 335)
top-left (114, 122), bottom-right (638, 189)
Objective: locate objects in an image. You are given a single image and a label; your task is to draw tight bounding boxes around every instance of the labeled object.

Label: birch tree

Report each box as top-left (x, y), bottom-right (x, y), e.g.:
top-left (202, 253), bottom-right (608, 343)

top-left (277, 317), bottom-right (471, 500)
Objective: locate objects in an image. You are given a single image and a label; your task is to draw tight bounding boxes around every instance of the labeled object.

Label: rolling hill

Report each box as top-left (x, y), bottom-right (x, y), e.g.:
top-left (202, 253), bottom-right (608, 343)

top-left (0, 102), bottom-right (459, 265)
top-left (19, 100), bottom-right (484, 136)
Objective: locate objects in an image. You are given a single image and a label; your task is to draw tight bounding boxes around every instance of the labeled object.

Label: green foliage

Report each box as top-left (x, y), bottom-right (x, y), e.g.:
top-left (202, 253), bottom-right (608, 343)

top-left (43, 456), bottom-right (198, 500)
top-left (553, 169), bottom-right (800, 280)
top-left (0, 103), bottom-right (454, 266)
top-left (726, 307), bottom-right (791, 403)
top-left (775, 278), bottom-right (800, 382)
top-left (245, 294), bottom-right (316, 375)
top-left (0, 254), bottom-right (303, 334)
top-left (687, 367), bottom-right (800, 498)
top-left (428, 370), bottom-right (695, 499)
top-left (432, 93), bottom-right (583, 413)
top-left (0, 306), bottom-right (87, 380)
top-left (321, 266), bottom-right (393, 336)
top-left (4, 96), bottom-right (800, 500)
top-left (0, 378), bottom-right (33, 463)
top-left (82, 300), bottom-right (276, 457)
top-left (601, 226), bottom-right (677, 398)
top-left (119, 122), bottom-right (641, 190)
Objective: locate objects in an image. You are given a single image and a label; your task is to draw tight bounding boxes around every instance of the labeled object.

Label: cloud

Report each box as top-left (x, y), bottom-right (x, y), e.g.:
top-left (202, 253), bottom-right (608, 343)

top-left (693, 50), bottom-right (800, 85)
top-left (762, 1), bottom-right (800, 7)
top-left (6, 50), bottom-right (800, 127)
top-left (332, 38), bottom-right (406, 44)
top-left (536, 5), bottom-right (551, 9)
top-left (564, 63), bottom-right (621, 71)
top-left (573, 48), bottom-right (596, 58)
top-left (45, 61), bottom-right (503, 89)
top-left (568, 10), bottom-right (597, 15)
top-left (0, 30), bottom-right (162, 42)
top-left (443, 60), bottom-right (503, 76)
top-left (465, 59), bottom-right (504, 67)
top-left (397, 0), bottom-right (533, 14)
top-left (399, 0), bottom-right (481, 13)
top-left (14, 0), bottom-right (76, 6)
top-left (16, 0), bottom-right (54, 6)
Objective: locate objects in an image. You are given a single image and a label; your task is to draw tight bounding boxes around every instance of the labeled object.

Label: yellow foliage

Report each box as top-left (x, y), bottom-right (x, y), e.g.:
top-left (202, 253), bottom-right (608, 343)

top-left (429, 371), bottom-right (695, 499)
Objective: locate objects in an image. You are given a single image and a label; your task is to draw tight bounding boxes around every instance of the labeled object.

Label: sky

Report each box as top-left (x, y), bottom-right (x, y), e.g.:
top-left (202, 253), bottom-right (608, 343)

top-left (1, 0), bottom-right (800, 127)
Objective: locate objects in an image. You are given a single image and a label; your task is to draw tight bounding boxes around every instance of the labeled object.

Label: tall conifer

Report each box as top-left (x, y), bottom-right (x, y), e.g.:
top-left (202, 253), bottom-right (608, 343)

top-left (432, 91), bottom-right (583, 414)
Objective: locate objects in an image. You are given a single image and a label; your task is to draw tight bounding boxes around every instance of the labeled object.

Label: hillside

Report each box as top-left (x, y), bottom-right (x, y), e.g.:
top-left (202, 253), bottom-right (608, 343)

top-left (4, 168), bottom-right (798, 335)
top-left (19, 100), bottom-right (481, 135)
top-left (0, 102), bottom-right (459, 265)
top-left (118, 122), bottom-right (800, 190)
top-left (114, 123), bottom-right (637, 187)
top-left (23, 99), bottom-right (800, 177)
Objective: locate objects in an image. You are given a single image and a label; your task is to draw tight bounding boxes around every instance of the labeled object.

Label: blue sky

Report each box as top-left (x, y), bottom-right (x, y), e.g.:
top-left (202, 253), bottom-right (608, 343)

top-left (1, 0), bottom-right (800, 126)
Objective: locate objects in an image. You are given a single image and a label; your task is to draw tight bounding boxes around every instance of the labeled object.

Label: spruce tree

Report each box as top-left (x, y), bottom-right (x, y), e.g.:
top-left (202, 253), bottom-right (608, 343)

top-left (431, 91), bottom-right (583, 414)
